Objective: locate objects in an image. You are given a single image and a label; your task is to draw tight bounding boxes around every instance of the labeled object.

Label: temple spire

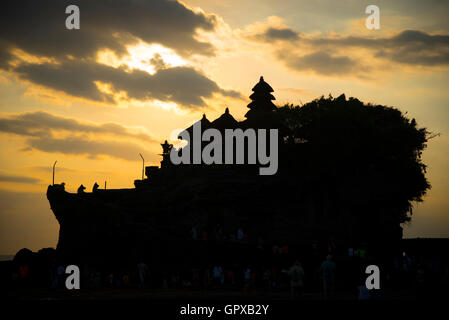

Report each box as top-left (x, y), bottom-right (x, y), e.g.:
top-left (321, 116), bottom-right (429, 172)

top-left (245, 76), bottom-right (277, 120)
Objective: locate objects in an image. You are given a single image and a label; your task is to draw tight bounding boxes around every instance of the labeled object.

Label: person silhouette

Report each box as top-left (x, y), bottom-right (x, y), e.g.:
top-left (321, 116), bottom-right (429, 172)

top-left (283, 260), bottom-right (305, 299)
top-left (321, 255), bottom-right (336, 299)
top-left (92, 182), bottom-right (99, 192)
top-left (77, 184), bottom-right (86, 194)
top-left (55, 182), bottom-right (65, 191)
top-left (137, 261), bottom-right (149, 289)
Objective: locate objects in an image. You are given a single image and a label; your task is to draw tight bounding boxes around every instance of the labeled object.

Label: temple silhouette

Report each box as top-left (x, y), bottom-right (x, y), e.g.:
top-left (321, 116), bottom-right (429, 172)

top-left (46, 77), bottom-right (404, 270)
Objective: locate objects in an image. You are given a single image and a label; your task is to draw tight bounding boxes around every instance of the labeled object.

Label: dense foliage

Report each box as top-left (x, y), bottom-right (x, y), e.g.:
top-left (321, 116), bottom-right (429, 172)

top-left (276, 94), bottom-right (431, 227)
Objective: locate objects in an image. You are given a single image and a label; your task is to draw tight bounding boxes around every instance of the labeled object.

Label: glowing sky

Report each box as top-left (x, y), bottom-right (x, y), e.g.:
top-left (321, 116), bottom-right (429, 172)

top-left (0, 0), bottom-right (448, 254)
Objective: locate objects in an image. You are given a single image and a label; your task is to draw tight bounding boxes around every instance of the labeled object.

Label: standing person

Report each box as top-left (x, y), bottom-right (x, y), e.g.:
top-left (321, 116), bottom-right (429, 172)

top-left (320, 255), bottom-right (336, 299)
top-left (270, 267), bottom-right (278, 289)
top-left (263, 268), bottom-right (271, 289)
top-left (358, 282), bottom-right (371, 300)
top-left (202, 268), bottom-right (211, 291)
top-left (190, 225), bottom-right (198, 239)
top-left (243, 266), bottom-right (252, 293)
top-left (122, 273), bottom-right (130, 287)
top-left (237, 228), bottom-right (244, 241)
top-left (18, 264), bottom-right (30, 287)
top-left (212, 265), bottom-right (223, 288)
top-left (77, 184), bottom-right (86, 194)
top-left (201, 228), bottom-right (208, 240)
top-left (415, 263), bottom-right (426, 297)
top-left (56, 265), bottom-right (65, 290)
top-left (137, 261), bottom-right (149, 289)
top-left (283, 260), bottom-right (305, 299)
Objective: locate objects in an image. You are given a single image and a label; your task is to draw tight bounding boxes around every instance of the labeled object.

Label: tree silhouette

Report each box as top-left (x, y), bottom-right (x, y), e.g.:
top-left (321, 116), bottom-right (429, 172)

top-left (276, 94), bottom-right (431, 241)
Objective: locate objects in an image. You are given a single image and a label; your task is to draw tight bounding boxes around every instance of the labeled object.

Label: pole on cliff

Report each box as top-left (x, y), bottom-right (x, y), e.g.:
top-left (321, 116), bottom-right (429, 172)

top-left (52, 161), bottom-right (57, 185)
top-left (139, 153), bottom-right (144, 180)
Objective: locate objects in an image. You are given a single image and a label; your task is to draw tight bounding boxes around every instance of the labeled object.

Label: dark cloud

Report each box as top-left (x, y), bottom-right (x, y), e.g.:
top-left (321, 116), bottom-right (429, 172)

top-left (0, 1), bottom-right (243, 108)
top-left (248, 26), bottom-right (449, 75)
top-left (375, 30), bottom-right (449, 66)
top-left (0, 111), bottom-right (160, 161)
top-left (24, 136), bottom-right (157, 161)
top-left (277, 50), bottom-right (358, 75)
top-left (0, 173), bottom-right (40, 184)
top-left (0, 0), bottom-right (217, 66)
top-left (0, 111), bottom-right (155, 141)
top-left (258, 27), bottom-right (300, 41)
top-left (28, 166), bottom-right (77, 174)
top-left (386, 29), bottom-right (449, 48)
top-left (306, 30), bottom-right (449, 66)
top-left (28, 166), bottom-right (113, 177)
top-left (12, 59), bottom-right (241, 107)
top-left (375, 48), bottom-right (449, 66)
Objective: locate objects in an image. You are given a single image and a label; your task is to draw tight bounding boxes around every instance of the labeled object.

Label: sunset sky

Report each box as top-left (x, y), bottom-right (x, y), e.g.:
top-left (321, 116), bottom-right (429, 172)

top-left (0, 0), bottom-right (448, 255)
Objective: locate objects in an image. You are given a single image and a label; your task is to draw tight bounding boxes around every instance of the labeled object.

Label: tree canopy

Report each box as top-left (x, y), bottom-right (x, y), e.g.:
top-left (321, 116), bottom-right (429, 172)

top-left (276, 94), bottom-right (431, 234)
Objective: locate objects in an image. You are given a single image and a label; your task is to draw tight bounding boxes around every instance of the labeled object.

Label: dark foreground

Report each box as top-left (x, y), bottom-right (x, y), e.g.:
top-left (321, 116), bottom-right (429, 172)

top-left (2, 286), bottom-right (443, 301)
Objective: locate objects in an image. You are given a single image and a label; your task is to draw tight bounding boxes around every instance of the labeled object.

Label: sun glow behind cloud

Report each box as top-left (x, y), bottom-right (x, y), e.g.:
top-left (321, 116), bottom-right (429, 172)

top-left (97, 42), bottom-right (186, 75)
top-left (95, 42), bottom-right (232, 112)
